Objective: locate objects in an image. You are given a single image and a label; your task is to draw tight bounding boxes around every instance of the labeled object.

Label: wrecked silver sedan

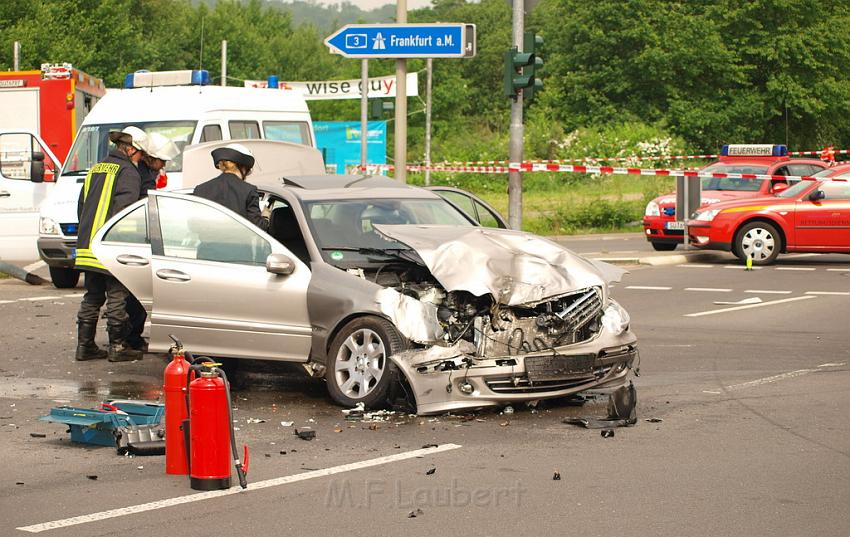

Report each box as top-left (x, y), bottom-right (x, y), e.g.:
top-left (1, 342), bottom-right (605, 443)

top-left (92, 174), bottom-right (638, 415)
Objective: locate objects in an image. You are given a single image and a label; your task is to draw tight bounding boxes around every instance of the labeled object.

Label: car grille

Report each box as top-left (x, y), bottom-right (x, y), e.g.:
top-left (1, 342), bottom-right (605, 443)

top-left (60, 223), bottom-right (78, 236)
top-left (485, 370), bottom-right (607, 394)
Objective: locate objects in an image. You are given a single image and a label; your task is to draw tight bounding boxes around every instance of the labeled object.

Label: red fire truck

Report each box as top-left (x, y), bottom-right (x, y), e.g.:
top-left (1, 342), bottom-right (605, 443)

top-left (0, 63), bottom-right (105, 164)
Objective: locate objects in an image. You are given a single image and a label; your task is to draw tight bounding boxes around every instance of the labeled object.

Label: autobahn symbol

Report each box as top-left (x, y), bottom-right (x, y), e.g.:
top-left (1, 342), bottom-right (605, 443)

top-left (325, 24), bottom-right (476, 59)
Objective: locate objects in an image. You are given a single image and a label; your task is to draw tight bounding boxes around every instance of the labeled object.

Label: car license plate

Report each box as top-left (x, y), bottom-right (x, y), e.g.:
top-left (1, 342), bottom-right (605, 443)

top-left (525, 354), bottom-right (595, 382)
top-left (665, 221), bottom-right (686, 230)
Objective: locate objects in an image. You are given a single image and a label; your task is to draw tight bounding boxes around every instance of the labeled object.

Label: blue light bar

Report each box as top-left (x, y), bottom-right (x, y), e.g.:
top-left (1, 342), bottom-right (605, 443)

top-left (721, 144), bottom-right (787, 157)
top-left (123, 69), bottom-right (210, 88)
top-left (267, 75), bottom-right (279, 89)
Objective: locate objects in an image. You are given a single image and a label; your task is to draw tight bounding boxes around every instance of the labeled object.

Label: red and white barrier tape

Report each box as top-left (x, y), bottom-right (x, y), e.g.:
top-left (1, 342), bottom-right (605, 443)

top-left (507, 162), bottom-right (848, 182)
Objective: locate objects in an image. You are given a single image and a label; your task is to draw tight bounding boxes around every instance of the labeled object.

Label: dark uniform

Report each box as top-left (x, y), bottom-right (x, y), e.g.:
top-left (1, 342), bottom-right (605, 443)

top-left (138, 159), bottom-right (158, 197)
top-left (193, 172), bottom-right (269, 231)
top-left (75, 149), bottom-right (141, 350)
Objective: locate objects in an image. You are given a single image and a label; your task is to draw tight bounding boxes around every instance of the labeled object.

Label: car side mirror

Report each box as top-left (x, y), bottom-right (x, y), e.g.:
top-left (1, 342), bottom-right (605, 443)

top-left (30, 151), bottom-right (45, 183)
top-left (266, 253), bottom-right (295, 275)
top-left (772, 182), bottom-right (788, 194)
top-left (808, 189), bottom-right (825, 201)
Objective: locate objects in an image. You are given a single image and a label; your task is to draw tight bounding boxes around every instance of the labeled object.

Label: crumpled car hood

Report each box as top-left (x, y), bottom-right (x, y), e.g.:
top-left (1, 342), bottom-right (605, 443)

top-left (374, 224), bottom-right (623, 306)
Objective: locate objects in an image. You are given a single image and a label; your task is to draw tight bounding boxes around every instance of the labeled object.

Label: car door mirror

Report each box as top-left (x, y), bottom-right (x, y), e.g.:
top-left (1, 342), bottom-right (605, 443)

top-left (30, 151), bottom-right (45, 183)
top-left (771, 181), bottom-right (788, 194)
top-left (266, 253), bottom-right (295, 275)
top-left (808, 189), bottom-right (825, 201)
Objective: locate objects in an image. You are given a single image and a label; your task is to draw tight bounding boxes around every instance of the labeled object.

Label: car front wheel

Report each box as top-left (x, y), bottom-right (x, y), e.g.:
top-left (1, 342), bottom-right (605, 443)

top-left (325, 317), bottom-right (406, 409)
top-left (735, 221), bottom-right (782, 265)
top-left (49, 267), bottom-right (80, 288)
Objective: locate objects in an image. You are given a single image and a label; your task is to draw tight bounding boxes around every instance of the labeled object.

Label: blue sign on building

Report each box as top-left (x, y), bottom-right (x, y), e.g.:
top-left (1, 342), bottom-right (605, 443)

top-left (314, 121), bottom-right (387, 175)
top-left (325, 24), bottom-right (476, 59)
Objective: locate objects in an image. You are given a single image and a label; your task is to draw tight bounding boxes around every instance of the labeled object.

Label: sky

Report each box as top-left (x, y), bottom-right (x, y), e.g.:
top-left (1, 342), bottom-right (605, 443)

top-left (282, 0), bottom-right (434, 10)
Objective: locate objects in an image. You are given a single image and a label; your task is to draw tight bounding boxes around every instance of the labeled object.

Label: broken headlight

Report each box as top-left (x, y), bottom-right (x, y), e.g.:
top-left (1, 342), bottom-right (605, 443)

top-left (601, 300), bottom-right (630, 335)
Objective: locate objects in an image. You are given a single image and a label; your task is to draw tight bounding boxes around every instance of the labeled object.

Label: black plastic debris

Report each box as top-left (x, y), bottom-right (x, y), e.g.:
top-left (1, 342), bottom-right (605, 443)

top-left (29, 433), bottom-right (46, 438)
top-left (265, 454), bottom-right (271, 458)
top-left (86, 475), bottom-right (98, 480)
top-left (601, 429), bottom-right (615, 438)
top-left (422, 443), bottom-right (438, 449)
top-left (295, 428), bottom-right (316, 441)
top-left (126, 440), bottom-right (165, 456)
top-left (425, 467), bottom-right (436, 475)
top-left (645, 417), bottom-right (663, 423)
top-left (280, 451), bottom-right (287, 455)
top-left (408, 508), bottom-right (424, 518)
top-left (553, 472), bottom-right (561, 481)
top-left (563, 382), bottom-right (638, 429)
top-left (16, 482), bottom-right (24, 485)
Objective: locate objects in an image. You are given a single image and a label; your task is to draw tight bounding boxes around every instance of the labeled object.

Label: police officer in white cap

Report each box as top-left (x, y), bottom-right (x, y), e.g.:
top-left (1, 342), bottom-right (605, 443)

top-left (193, 143), bottom-right (270, 230)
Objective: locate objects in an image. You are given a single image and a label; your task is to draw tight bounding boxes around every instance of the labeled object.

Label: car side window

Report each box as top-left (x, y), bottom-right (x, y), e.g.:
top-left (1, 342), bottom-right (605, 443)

top-left (474, 200), bottom-right (502, 228)
top-left (103, 205), bottom-right (148, 244)
top-left (820, 182), bottom-right (850, 200)
top-left (200, 124), bottom-right (222, 143)
top-left (788, 164), bottom-right (818, 177)
top-left (229, 121), bottom-right (261, 140)
top-left (157, 196), bottom-right (271, 265)
top-left (438, 191), bottom-right (476, 220)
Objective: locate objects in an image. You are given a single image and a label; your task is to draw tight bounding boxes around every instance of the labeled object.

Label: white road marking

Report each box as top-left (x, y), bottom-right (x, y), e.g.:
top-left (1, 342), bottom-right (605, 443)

top-left (16, 444), bottom-right (462, 533)
top-left (684, 295), bottom-right (816, 317)
top-left (726, 369), bottom-right (815, 390)
top-left (23, 261), bottom-right (46, 272)
top-left (0, 300), bottom-right (14, 304)
top-left (805, 291), bottom-right (850, 296)
top-left (818, 362), bottom-right (846, 367)
top-left (782, 253), bottom-right (822, 259)
top-left (678, 264), bottom-right (714, 268)
top-left (723, 265), bottom-right (763, 270)
top-left (826, 268), bottom-right (850, 272)
top-left (63, 293), bottom-right (84, 298)
top-left (21, 296), bottom-right (61, 302)
top-left (625, 286), bottom-right (672, 290)
top-left (744, 289), bottom-right (792, 295)
top-left (684, 287), bottom-right (732, 292)
top-left (702, 390), bottom-right (721, 394)
top-left (776, 267), bottom-right (816, 271)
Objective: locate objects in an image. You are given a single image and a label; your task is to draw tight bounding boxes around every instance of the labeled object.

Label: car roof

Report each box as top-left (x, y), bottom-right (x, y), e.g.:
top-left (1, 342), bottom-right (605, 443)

top-left (255, 174), bottom-right (442, 201)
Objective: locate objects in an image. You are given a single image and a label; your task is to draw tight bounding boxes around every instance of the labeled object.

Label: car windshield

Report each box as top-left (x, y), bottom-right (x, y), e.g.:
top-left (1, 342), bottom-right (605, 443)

top-left (776, 180), bottom-right (814, 198)
top-left (700, 164), bottom-right (769, 191)
top-left (304, 198), bottom-right (473, 264)
top-left (61, 121), bottom-right (197, 176)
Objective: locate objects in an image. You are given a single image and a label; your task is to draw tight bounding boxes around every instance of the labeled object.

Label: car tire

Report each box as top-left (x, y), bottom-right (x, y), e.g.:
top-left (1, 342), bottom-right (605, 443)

top-left (49, 267), bottom-right (80, 289)
top-left (651, 242), bottom-right (677, 251)
top-left (325, 316), bottom-right (407, 409)
top-left (735, 221), bottom-right (782, 265)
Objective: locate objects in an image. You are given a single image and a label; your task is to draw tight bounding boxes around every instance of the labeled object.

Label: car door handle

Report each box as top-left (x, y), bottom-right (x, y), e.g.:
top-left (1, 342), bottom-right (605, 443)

top-left (116, 254), bottom-right (149, 266)
top-left (155, 269), bottom-right (191, 282)
top-left (0, 191), bottom-right (10, 197)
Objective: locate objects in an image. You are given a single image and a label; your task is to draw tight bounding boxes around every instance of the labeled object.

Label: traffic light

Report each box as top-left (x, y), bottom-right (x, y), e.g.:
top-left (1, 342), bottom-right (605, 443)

top-left (503, 32), bottom-right (543, 100)
top-left (523, 31), bottom-right (543, 101)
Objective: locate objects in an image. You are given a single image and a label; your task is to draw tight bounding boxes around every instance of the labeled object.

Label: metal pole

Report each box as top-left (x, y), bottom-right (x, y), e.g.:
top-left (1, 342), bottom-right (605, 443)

top-left (681, 175), bottom-right (689, 250)
top-left (220, 40), bottom-right (227, 87)
top-left (424, 58), bottom-right (433, 186)
top-left (507, 0), bottom-right (524, 230)
top-left (360, 59), bottom-right (369, 171)
top-left (394, 0), bottom-right (408, 183)
top-left (13, 41), bottom-right (20, 71)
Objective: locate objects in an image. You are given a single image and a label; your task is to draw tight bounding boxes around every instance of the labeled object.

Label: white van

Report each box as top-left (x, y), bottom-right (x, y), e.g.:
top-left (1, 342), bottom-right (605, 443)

top-left (37, 70), bottom-right (316, 288)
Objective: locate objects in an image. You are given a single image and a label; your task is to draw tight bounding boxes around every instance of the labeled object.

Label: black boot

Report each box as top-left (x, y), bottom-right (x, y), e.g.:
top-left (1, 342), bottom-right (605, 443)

top-left (75, 321), bottom-right (107, 361)
top-left (107, 326), bottom-right (143, 362)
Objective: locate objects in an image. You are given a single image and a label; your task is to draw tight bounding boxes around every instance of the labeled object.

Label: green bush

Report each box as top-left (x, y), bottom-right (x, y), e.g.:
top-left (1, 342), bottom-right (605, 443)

top-left (543, 199), bottom-right (644, 235)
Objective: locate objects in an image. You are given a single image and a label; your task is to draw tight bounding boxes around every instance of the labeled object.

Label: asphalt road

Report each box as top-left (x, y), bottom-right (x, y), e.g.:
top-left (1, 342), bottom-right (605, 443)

top-left (1, 244), bottom-right (848, 537)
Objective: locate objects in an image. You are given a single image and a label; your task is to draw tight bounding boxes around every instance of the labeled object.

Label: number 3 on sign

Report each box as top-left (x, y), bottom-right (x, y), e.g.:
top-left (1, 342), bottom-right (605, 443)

top-left (345, 34), bottom-right (367, 49)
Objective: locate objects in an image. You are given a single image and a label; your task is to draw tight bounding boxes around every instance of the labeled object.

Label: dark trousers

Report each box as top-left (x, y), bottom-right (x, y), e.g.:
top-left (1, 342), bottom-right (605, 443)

top-left (77, 271), bottom-right (130, 342)
top-left (125, 294), bottom-right (147, 347)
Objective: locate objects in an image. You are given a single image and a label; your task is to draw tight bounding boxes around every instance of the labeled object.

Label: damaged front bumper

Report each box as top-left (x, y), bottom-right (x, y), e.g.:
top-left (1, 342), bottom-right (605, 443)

top-left (390, 329), bottom-right (638, 415)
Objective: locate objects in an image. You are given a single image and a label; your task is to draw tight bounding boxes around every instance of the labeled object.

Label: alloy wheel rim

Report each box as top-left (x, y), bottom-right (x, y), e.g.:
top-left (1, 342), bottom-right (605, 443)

top-left (334, 328), bottom-right (386, 399)
top-left (741, 227), bottom-right (775, 261)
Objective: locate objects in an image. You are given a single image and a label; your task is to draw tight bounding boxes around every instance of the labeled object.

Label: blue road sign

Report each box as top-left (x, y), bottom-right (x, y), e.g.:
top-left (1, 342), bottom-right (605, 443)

top-left (325, 24), bottom-right (476, 59)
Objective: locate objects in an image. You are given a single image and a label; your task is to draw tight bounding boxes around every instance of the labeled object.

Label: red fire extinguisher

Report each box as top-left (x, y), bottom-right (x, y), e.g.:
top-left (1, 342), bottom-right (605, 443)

top-left (187, 362), bottom-right (248, 490)
top-left (163, 336), bottom-right (191, 475)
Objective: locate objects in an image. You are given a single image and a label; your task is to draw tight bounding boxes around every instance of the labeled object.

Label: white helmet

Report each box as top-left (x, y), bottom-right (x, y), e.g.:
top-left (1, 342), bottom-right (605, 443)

top-left (108, 126), bottom-right (148, 151)
top-left (144, 132), bottom-right (180, 161)
top-left (211, 143), bottom-right (255, 169)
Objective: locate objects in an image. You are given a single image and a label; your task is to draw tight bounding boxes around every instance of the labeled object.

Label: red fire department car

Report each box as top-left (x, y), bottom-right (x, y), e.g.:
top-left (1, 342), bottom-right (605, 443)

top-left (643, 145), bottom-right (827, 251)
top-left (687, 164), bottom-right (850, 264)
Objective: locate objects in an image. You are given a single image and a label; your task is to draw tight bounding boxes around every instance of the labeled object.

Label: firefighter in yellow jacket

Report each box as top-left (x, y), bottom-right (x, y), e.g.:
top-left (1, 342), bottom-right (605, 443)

top-left (74, 127), bottom-right (147, 362)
